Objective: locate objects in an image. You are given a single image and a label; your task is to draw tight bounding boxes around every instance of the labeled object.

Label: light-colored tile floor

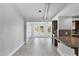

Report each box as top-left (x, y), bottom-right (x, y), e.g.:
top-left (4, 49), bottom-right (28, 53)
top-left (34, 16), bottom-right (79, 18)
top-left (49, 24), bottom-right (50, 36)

top-left (13, 38), bottom-right (60, 56)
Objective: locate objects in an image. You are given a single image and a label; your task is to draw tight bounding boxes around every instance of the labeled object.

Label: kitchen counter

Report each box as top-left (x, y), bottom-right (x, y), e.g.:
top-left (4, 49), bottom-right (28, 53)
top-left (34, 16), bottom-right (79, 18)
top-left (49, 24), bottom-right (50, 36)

top-left (72, 34), bottom-right (79, 37)
top-left (59, 36), bottom-right (79, 47)
top-left (59, 36), bottom-right (79, 56)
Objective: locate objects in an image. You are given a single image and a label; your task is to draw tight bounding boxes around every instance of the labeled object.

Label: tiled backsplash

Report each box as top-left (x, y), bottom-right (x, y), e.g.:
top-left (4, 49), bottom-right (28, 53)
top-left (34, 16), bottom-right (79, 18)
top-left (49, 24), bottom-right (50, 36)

top-left (59, 30), bottom-right (71, 36)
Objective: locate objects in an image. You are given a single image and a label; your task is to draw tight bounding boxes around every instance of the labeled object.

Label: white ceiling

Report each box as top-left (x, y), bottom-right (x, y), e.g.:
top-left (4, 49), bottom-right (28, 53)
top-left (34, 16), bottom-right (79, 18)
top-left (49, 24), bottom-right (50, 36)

top-left (1, 3), bottom-right (79, 21)
top-left (13, 3), bottom-right (68, 21)
top-left (47, 3), bottom-right (67, 19)
top-left (15, 3), bottom-right (46, 19)
top-left (8, 3), bottom-right (79, 21)
top-left (53, 3), bottom-right (79, 20)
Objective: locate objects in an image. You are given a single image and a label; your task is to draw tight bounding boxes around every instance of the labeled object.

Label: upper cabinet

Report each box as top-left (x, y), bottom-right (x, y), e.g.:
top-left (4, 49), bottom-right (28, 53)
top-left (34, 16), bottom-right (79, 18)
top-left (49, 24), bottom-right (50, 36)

top-left (72, 18), bottom-right (79, 36)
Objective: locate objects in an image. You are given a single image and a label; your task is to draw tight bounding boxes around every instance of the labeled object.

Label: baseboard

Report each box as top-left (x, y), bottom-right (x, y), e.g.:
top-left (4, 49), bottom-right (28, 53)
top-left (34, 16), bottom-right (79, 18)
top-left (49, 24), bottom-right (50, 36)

top-left (57, 48), bottom-right (64, 56)
top-left (9, 43), bottom-right (24, 56)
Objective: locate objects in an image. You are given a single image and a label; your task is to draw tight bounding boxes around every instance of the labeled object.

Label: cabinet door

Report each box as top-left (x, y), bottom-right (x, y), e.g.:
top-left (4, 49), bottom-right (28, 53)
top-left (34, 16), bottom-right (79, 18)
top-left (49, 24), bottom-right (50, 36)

top-left (58, 42), bottom-right (75, 56)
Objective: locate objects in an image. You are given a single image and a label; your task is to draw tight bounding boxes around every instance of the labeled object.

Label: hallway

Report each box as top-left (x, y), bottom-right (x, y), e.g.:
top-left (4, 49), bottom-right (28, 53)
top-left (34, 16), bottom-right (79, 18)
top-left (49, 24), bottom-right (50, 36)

top-left (0, 3), bottom-right (79, 56)
top-left (13, 38), bottom-right (60, 56)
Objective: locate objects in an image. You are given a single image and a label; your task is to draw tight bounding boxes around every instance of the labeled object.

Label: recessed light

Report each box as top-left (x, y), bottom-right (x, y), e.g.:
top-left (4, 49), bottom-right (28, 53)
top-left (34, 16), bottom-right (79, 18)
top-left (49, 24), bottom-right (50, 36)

top-left (38, 10), bottom-right (42, 13)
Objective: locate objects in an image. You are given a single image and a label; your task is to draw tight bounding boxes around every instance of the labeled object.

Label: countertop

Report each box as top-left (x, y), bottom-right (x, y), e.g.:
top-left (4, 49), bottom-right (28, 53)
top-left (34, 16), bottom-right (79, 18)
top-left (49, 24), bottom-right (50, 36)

top-left (59, 36), bottom-right (79, 47)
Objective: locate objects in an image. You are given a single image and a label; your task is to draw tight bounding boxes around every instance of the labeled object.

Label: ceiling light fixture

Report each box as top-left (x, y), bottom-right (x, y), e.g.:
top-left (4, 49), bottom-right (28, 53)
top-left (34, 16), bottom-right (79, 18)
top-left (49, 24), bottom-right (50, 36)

top-left (38, 10), bottom-right (42, 13)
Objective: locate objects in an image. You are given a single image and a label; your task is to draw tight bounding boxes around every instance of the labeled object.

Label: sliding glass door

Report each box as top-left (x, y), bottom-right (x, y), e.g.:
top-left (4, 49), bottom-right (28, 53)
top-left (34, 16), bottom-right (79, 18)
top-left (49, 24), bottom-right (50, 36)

top-left (32, 22), bottom-right (52, 38)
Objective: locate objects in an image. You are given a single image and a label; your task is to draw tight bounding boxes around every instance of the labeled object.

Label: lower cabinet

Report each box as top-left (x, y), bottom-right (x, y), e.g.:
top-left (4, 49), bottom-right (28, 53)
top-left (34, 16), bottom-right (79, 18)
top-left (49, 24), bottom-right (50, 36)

top-left (57, 42), bottom-right (76, 56)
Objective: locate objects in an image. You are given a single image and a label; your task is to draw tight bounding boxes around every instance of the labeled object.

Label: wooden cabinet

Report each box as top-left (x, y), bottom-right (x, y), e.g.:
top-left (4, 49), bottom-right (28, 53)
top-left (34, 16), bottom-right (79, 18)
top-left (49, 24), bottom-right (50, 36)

top-left (52, 21), bottom-right (57, 34)
top-left (52, 21), bottom-right (58, 46)
top-left (72, 21), bottom-right (79, 34)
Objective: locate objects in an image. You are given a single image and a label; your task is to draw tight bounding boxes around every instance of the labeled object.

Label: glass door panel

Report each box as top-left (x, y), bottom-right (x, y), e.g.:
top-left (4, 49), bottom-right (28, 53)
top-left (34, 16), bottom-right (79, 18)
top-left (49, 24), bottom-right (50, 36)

top-left (32, 22), bottom-right (52, 38)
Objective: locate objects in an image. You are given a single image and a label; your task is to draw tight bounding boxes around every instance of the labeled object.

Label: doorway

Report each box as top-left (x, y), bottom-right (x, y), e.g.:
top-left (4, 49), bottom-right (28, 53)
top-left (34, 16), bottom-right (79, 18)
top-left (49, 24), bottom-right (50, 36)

top-left (26, 22), bottom-right (52, 43)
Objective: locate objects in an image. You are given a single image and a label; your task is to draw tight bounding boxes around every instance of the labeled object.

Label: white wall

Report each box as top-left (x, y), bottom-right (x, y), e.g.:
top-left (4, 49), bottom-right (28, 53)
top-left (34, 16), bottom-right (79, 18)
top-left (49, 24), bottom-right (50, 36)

top-left (59, 17), bottom-right (72, 30)
top-left (26, 22), bottom-right (32, 42)
top-left (0, 4), bottom-right (24, 56)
